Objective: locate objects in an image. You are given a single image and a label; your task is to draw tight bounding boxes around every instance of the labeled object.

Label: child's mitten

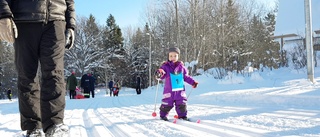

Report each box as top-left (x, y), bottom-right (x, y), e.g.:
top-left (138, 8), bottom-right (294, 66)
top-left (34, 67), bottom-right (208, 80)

top-left (155, 69), bottom-right (165, 79)
top-left (192, 81), bottom-right (198, 88)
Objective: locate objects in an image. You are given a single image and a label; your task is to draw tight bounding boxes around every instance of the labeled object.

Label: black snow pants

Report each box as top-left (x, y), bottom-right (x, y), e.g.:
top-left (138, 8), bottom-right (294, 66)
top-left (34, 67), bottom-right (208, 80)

top-left (14, 21), bottom-right (66, 131)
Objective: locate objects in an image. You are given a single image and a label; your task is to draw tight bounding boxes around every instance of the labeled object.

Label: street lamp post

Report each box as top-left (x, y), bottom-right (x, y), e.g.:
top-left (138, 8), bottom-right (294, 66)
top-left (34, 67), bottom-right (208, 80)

top-left (146, 33), bottom-right (152, 87)
top-left (304, 0), bottom-right (314, 83)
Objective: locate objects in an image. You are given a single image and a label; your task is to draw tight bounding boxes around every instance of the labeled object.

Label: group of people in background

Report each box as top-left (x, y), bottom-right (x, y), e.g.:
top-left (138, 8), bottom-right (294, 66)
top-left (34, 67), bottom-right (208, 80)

top-left (67, 71), bottom-right (126, 98)
top-left (108, 80), bottom-right (121, 97)
top-left (66, 72), bottom-right (96, 99)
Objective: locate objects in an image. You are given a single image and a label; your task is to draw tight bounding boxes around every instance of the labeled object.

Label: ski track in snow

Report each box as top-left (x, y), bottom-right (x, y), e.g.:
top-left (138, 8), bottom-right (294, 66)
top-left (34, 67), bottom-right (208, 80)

top-left (1, 75), bottom-right (320, 137)
top-left (61, 88), bottom-right (319, 137)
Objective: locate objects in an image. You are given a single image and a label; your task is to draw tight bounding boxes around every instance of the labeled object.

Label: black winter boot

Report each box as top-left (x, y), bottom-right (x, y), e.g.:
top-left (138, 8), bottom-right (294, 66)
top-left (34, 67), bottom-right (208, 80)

top-left (179, 116), bottom-right (190, 121)
top-left (160, 116), bottom-right (169, 121)
top-left (26, 129), bottom-right (45, 137)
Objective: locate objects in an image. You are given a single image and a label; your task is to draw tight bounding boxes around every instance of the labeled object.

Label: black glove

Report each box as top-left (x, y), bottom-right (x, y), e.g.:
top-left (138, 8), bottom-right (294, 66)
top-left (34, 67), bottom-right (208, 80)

top-left (65, 28), bottom-right (75, 49)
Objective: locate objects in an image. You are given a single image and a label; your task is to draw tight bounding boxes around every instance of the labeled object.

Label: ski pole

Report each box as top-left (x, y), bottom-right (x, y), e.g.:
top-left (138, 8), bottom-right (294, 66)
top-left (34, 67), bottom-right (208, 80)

top-left (187, 88), bottom-right (194, 99)
top-left (152, 79), bottom-right (160, 117)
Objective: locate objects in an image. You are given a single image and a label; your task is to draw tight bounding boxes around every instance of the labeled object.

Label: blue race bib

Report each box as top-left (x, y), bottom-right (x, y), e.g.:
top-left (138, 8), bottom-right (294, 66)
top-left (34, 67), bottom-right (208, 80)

top-left (170, 72), bottom-right (184, 91)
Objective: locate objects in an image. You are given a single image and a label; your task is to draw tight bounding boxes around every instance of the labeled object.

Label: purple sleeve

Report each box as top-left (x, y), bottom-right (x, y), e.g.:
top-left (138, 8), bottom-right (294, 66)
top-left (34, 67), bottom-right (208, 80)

top-left (182, 66), bottom-right (195, 85)
top-left (159, 63), bottom-right (167, 80)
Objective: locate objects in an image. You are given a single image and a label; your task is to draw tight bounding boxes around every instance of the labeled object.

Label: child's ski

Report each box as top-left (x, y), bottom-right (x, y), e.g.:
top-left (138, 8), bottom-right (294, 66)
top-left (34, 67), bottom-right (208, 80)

top-left (172, 115), bottom-right (200, 124)
top-left (156, 115), bottom-right (200, 123)
top-left (172, 118), bottom-right (201, 124)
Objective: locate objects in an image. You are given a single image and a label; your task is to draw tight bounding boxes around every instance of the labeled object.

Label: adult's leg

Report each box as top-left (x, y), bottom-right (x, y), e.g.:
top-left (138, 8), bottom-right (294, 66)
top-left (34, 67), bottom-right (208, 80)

top-left (72, 90), bottom-right (76, 99)
top-left (69, 90), bottom-right (72, 99)
top-left (39, 21), bottom-right (66, 131)
top-left (14, 23), bottom-right (42, 131)
top-left (7, 93), bottom-right (11, 100)
top-left (70, 90), bottom-right (75, 99)
top-left (91, 90), bottom-right (94, 98)
top-left (84, 88), bottom-right (90, 98)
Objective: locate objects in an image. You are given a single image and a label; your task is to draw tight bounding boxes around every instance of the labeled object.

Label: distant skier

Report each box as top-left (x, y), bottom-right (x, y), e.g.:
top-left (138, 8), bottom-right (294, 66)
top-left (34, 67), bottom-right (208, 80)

top-left (155, 47), bottom-right (198, 121)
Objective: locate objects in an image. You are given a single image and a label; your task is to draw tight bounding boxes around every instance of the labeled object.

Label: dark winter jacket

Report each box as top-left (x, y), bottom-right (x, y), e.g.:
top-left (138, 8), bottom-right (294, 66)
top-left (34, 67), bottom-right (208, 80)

top-left (7, 88), bottom-right (11, 95)
top-left (80, 74), bottom-right (90, 89)
top-left (108, 81), bottom-right (113, 89)
top-left (0, 0), bottom-right (76, 29)
top-left (67, 74), bottom-right (77, 90)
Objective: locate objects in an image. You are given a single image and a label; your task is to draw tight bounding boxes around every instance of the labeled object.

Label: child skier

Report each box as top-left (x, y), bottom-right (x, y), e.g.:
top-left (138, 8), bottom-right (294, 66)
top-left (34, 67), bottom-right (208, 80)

top-left (156, 47), bottom-right (198, 121)
top-left (113, 80), bottom-right (121, 97)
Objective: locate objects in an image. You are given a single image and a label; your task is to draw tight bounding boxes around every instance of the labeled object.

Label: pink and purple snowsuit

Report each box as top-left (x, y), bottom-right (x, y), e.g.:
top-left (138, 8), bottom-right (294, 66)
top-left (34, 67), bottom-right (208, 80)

top-left (158, 61), bottom-right (196, 118)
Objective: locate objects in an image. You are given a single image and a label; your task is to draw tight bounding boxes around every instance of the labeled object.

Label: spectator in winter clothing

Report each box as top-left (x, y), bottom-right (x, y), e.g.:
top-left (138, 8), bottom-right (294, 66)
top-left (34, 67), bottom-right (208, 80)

top-left (81, 73), bottom-right (91, 98)
top-left (88, 73), bottom-right (95, 98)
top-left (108, 80), bottom-right (114, 96)
top-left (136, 76), bottom-right (141, 94)
top-left (67, 72), bottom-right (78, 99)
top-left (156, 47), bottom-right (198, 121)
top-left (0, 0), bottom-right (75, 136)
top-left (7, 88), bottom-right (12, 101)
top-left (113, 80), bottom-right (121, 96)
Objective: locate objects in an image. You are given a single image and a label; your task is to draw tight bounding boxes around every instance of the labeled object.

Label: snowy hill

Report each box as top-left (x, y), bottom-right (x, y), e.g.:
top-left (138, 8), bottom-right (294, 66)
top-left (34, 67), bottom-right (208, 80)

top-left (1, 68), bottom-right (320, 137)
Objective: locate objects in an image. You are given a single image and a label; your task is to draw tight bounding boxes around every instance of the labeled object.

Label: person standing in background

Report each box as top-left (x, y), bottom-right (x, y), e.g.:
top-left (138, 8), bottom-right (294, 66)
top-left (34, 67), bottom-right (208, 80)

top-left (81, 73), bottom-right (91, 98)
top-left (0, 0), bottom-right (76, 136)
top-left (108, 80), bottom-right (114, 96)
top-left (136, 76), bottom-right (141, 95)
top-left (7, 88), bottom-right (12, 101)
top-left (88, 73), bottom-right (95, 98)
top-left (113, 80), bottom-right (121, 96)
top-left (67, 72), bottom-right (78, 99)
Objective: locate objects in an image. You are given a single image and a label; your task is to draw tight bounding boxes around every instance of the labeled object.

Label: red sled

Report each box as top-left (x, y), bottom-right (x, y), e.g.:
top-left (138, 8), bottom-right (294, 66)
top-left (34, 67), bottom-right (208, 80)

top-left (75, 94), bottom-right (85, 99)
top-left (75, 87), bottom-right (85, 99)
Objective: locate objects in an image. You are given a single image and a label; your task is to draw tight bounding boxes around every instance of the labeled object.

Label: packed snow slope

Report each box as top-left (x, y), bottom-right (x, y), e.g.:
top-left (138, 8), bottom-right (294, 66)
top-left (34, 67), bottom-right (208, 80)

top-left (1, 68), bottom-right (320, 137)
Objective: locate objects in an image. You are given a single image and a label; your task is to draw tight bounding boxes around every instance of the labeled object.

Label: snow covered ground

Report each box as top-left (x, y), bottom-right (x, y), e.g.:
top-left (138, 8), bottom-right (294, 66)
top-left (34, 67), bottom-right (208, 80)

top-left (1, 67), bottom-right (320, 137)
